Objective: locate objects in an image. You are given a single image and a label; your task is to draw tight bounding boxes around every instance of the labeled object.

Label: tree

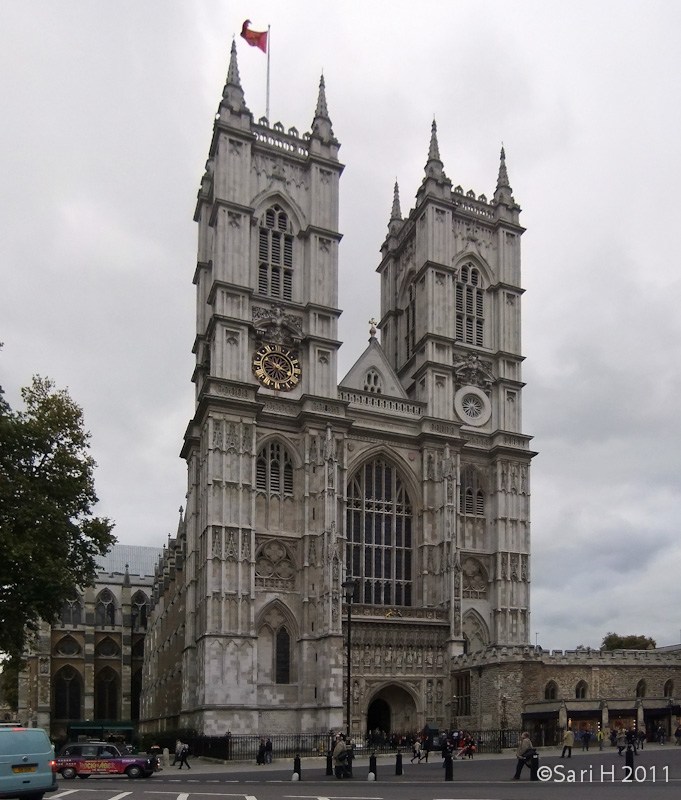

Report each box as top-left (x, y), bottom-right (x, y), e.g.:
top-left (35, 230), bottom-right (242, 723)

top-left (0, 376), bottom-right (115, 661)
top-left (601, 632), bottom-right (656, 651)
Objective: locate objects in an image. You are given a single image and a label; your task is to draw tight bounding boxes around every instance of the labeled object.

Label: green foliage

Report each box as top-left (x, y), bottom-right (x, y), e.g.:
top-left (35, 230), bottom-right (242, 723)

top-left (0, 658), bottom-right (20, 712)
top-left (0, 376), bottom-right (115, 660)
top-left (601, 632), bottom-right (656, 651)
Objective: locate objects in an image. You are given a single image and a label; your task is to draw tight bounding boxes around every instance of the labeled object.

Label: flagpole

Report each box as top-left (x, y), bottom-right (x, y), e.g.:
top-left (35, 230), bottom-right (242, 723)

top-left (266, 25), bottom-right (271, 123)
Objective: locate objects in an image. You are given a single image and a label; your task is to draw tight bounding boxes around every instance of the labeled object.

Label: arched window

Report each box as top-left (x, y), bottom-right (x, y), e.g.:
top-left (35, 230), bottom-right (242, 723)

top-left (664, 679), bottom-right (674, 697)
top-left (131, 668), bottom-right (143, 721)
top-left (636, 679), bottom-right (646, 698)
top-left (54, 635), bottom-right (81, 657)
top-left (95, 637), bottom-right (119, 658)
top-left (545, 681), bottom-right (558, 700)
top-left (459, 465), bottom-right (485, 516)
top-left (275, 627), bottom-right (291, 684)
top-left (256, 442), bottom-right (294, 496)
top-left (95, 667), bottom-right (119, 720)
top-left (258, 205), bottom-right (294, 300)
top-left (575, 680), bottom-right (588, 699)
top-left (364, 369), bottom-right (382, 394)
top-left (346, 458), bottom-right (413, 606)
top-left (132, 590), bottom-right (149, 630)
top-left (59, 597), bottom-right (82, 627)
top-left (54, 666), bottom-right (81, 720)
top-left (455, 263), bottom-right (484, 346)
top-left (95, 590), bottom-right (117, 627)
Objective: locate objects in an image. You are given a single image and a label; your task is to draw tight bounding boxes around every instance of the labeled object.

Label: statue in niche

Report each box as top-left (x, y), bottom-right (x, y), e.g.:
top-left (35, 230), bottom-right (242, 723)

top-left (425, 647), bottom-right (434, 667)
top-left (364, 644), bottom-right (371, 666)
top-left (436, 681), bottom-right (443, 703)
top-left (353, 681), bottom-right (360, 705)
top-left (425, 681), bottom-right (433, 705)
top-left (374, 648), bottom-right (381, 667)
top-left (385, 645), bottom-right (393, 665)
top-left (396, 650), bottom-right (403, 668)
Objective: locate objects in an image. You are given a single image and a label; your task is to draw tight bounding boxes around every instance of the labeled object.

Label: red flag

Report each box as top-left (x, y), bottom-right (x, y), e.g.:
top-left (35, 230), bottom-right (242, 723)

top-left (241, 20), bottom-right (268, 53)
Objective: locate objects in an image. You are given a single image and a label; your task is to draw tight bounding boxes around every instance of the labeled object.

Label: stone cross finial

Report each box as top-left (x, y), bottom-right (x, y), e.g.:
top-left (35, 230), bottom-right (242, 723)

top-left (369, 318), bottom-right (377, 337)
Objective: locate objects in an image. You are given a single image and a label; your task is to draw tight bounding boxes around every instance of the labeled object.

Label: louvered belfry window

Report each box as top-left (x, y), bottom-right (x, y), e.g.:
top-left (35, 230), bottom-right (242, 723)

top-left (455, 263), bottom-right (484, 346)
top-left (258, 205), bottom-right (294, 300)
top-left (346, 458), bottom-right (413, 606)
top-left (459, 465), bottom-right (485, 516)
top-left (256, 442), bottom-right (294, 496)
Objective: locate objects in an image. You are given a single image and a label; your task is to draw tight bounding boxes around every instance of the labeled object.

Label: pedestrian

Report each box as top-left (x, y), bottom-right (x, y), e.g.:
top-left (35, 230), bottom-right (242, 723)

top-left (637, 727), bottom-right (646, 750)
top-left (411, 739), bottom-right (421, 763)
top-left (256, 738), bottom-right (266, 765)
top-left (597, 729), bottom-right (605, 751)
top-left (513, 732), bottom-right (533, 780)
top-left (561, 727), bottom-right (574, 758)
top-left (178, 742), bottom-right (191, 769)
top-left (657, 725), bottom-right (666, 745)
top-left (264, 738), bottom-right (273, 763)
top-left (332, 734), bottom-right (349, 779)
top-left (616, 729), bottom-right (626, 756)
top-left (675, 724), bottom-right (681, 746)
top-left (171, 740), bottom-right (182, 766)
top-left (581, 728), bottom-right (591, 751)
top-left (421, 738), bottom-right (430, 763)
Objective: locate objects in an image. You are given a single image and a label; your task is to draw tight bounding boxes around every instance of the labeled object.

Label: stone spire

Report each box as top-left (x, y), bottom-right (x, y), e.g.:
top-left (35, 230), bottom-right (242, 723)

top-left (311, 74), bottom-right (336, 143)
top-left (423, 118), bottom-right (446, 182)
top-left (221, 39), bottom-right (248, 112)
top-left (493, 144), bottom-right (515, 206)
top-left (390, 180), bottom-right (402, 222)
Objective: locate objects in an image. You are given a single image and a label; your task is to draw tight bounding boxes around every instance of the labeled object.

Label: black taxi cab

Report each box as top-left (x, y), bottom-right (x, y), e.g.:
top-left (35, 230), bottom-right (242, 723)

top-left (55, 742), bottom-right (157, 779)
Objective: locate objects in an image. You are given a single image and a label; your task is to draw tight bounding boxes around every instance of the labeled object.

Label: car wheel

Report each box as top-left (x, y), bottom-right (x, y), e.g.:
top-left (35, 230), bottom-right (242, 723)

top-left (61, 767), bottom-right (77, 780)
top-left (23, 793), bottom-right (44, 800)
top-left (126, 765), bottom-right (143, 779)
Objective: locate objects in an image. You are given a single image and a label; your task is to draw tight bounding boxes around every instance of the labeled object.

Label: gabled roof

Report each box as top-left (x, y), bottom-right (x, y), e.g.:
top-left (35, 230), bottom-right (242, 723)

top-left (339, 336), bottom-right (408, 398)
top-left (96, 545), bottom-right (163, 578)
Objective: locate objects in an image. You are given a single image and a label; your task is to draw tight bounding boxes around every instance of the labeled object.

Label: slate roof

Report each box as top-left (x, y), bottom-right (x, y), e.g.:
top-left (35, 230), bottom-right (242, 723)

top-left (96, 544), bottom-right (163, 578)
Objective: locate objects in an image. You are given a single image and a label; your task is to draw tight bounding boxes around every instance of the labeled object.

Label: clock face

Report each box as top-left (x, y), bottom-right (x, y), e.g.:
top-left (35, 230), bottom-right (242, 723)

top-left (252, 343), bottom-right (301, 391)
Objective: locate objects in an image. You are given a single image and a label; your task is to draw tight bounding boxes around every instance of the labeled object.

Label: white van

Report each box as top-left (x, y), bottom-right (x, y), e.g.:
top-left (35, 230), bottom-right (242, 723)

top-left (0, 727), bottom-right (57, 800)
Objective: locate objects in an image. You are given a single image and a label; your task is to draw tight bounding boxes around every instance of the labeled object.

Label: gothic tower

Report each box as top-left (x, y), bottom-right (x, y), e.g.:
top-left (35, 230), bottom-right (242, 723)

top-left (142, 48), bottom-right (534, 738)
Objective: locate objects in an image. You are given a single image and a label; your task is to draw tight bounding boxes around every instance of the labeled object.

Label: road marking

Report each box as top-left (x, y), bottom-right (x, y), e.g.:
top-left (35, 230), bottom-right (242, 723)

top-left (50, 793), bottom-right (80, 798)
top-left (107, 794), bottom-right (132, 800)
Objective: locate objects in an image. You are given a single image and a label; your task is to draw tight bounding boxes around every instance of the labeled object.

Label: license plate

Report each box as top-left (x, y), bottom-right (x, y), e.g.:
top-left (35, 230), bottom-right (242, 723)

top-left (13, 766), bottom-right (37, 773)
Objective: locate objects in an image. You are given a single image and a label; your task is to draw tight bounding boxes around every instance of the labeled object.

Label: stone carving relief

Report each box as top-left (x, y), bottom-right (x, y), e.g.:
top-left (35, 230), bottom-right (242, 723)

top-left (461, 557), bottom-right (487, 598)
top-left (255, 539), bottom-right (295, 589)
top-left (252, 304), bottom-right (303, 346)
top-left (453, 354), bottom-right (495, 394)
top-left (225, 529), bottom-right (238, 561)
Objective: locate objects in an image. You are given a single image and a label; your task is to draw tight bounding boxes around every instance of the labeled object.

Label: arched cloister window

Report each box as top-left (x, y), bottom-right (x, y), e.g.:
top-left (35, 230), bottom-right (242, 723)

top-left (575, 680), bottom-right (588, 699)
top-left (545, 680), bottom-right (558, 700)
top-left (455, 262), bottom-right (485, 345)
top-left (256, 442), bottom-right (293, 496)
top-left (257, 604), bottom-right (296, 685)
top-left (636, 679), bottom-right (646, 698)
top-left (59, 597), bottom-right (82, 627)
top-left (459, 465), bottom-right (485, 516)
top-left (664, 679), bottom-right (674, 697)
top-left (54, 666), bottom-right (82, 720)
top-left (346, 458), bottom-right (413, 606)
top-left (95, 667), bottom-right (119, 720)
top-left (95, 590), bottom-right (117, 626)
top-left (132, 590), bottom-right (149, 630)
top-left (258, 205), bottom-right (294, 300)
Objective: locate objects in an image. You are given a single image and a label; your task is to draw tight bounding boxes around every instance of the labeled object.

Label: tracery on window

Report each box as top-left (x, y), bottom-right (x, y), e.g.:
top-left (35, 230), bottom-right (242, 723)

top-left (455, 263), bottom-right (484, 346)
top-left (664, 679), bottom-right (674, 697)
top-left (636, 679), bottom-right (646, 698)
top-left (346, 458), bottom-right (413, 606)
top-left (545, 680), bottom-right (558, 700)
top-left (54, 666), bottom-right (81, 720)
top-left (258, 205), bottom-right (294, 300)
top-left (364, 368), bottom-right (383, 394)
top-left (275, 627), bottom-right (291, 684)
top-left (459, 465), bottom-right (485, 516)
top-left (132, 590), bottom-right (149, 630)
top-left (94, 666), bottom-right (119, 720)
top-left (461, 557), bottom-right (487, 598)
top-left (575, 680), bottom-right (588, 699)
top-left (95, 637), bottom-right (119, 658)
top-left (60, 597), bottom-right (82, 627)
top-left (256, 442), bottom-right (294, 496)
top-left (95, 590), bottom-right (117, 626)
top-left (54, 635), bottom-right (81, 657)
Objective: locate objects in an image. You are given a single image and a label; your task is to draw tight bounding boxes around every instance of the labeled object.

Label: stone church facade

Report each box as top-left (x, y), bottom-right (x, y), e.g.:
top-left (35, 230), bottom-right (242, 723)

top-left (140, 43), bottom-right (534, 737)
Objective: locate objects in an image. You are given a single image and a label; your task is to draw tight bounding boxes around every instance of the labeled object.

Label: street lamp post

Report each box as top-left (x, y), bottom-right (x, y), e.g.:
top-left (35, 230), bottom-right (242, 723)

top-left (341, 580), bottom-right (358, 741)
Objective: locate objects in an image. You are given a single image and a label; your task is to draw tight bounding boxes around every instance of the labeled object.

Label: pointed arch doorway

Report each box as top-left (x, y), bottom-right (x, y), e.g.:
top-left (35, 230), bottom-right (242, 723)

top-left (367, 684), bottom-right (417, 736)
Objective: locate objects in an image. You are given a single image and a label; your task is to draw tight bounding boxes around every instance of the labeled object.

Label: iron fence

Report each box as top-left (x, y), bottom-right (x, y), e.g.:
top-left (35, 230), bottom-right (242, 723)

top-left (137, 729), bottom-right (522, 760)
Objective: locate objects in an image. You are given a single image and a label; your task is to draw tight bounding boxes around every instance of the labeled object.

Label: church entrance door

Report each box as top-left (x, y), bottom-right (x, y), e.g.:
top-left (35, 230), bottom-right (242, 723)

top-left (367, 684), bottom-right (417, 737)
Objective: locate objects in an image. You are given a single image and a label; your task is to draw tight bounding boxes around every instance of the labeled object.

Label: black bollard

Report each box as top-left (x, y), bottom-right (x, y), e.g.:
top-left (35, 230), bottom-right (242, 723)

top-left (444, 753), bottom-right (453, 781)
top-left (293, 754), bottom-right (301, 780)
top-left (369, 751), bottom-right (377, 780)
top-left (395, 749), bottom-right (403, 775)
top-left (529, 752), bottom-right (540, 781)
top-left (326, 752), bottom-right (333, 776)
top-left (625, 745), bottom-right (634, 771)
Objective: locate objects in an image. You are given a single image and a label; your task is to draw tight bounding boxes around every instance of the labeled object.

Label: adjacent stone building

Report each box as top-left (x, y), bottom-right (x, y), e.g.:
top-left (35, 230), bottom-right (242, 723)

top-left (140, 43), bottom-right (534, 737)
top-left (18, 545), bottom-right (161, 742)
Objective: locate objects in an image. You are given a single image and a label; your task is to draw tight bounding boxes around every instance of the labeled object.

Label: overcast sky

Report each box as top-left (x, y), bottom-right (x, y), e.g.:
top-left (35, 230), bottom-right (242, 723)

top-left (2, 1), bottom-right (680, 653)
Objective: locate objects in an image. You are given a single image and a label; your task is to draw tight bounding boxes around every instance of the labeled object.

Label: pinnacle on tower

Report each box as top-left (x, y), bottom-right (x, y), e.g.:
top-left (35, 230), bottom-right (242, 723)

top-left (221, 39), bottom-right (248, 112)
top-left (493, 144), bottom-right (515, 205)
top-left (311, 73), bottom-right (336, 143)
top-left (497, 146), bottom-right (511, 190)
top-left (423, 118), bottom-right (445, 181)
top-left (390, 180), bottom-right (402, 222)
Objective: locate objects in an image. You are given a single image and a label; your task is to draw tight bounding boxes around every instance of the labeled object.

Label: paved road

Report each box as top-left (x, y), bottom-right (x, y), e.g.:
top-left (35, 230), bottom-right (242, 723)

top-left (51, 743), bottom-right (681, 800)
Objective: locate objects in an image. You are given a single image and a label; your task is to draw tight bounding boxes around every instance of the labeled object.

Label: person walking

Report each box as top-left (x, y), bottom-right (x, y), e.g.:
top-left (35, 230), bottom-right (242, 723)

top-left (657, 725), bottom-right (666, 745)
top-left (513, 732), bottom-right (533, 780)
top-left (561, 727), bottom-right (574, 758)
top-left (581, 728), bottom-right (591, 751)
top-left (178, 742), bottom-right (191, 769)
top-left (411, 739), bottom-right (421, 763)
top-left (597, 729), bottom-right (605, 751)
top-left (264, 738), bottom-right (273, 763)
top-left (171, 740), bottom-right (182, 766)
top-left (332, 734), bottom-right (349, 779)
top-left (616, 728), bottom-right (627, 756)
